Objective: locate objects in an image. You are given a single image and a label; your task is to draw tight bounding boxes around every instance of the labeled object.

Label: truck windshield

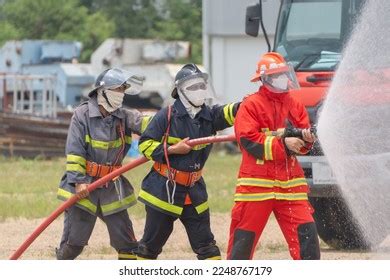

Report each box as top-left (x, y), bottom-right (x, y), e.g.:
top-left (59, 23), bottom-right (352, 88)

top-left (274, 0), bottom-right (365, 71)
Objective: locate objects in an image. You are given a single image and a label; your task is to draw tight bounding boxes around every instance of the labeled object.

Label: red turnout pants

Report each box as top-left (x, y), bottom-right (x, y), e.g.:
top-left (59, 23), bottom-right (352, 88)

top-left (227, 199), bottom-right (320, 260)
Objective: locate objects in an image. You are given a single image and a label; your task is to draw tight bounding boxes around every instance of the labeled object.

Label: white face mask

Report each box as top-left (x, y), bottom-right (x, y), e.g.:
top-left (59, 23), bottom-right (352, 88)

top-left (178, 89), bottom-right (202, 119)
top-left (97, 89), bottom-right (125, 113)
top-left (270, 75), bottom-right (289, 91)
top-left (181, 89), bottom-right (207, 107)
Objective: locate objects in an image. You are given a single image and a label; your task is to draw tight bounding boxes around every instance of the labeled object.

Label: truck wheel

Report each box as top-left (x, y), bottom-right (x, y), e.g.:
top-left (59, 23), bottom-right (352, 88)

top-left (309, 197), bottom-right (385, 250)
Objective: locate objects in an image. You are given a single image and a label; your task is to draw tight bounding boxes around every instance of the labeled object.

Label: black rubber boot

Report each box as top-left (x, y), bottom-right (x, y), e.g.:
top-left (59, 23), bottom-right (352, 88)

top-left (55, 244), bottom-right (84, 260)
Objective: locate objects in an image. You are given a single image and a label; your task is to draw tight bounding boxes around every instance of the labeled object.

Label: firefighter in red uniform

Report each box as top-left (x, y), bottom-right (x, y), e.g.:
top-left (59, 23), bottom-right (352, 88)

top-left (227, 52), bottom-right (321, 260)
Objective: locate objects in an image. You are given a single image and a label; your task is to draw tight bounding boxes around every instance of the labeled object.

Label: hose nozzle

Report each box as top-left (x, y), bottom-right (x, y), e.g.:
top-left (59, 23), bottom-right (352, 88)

top-left (283, 125), bottom-right (317, 139)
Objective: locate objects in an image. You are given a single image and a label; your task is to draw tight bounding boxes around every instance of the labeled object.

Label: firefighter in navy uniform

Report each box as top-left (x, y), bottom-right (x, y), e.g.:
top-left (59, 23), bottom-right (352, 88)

top-left (55, 68), bottom-right (152, 260)
top-left (137, 64), bottom-right (240, 260)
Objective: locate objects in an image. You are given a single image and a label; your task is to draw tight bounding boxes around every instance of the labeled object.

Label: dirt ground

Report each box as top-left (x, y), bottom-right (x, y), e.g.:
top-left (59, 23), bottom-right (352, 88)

top-left (2, 213), bottom-right (390, 260)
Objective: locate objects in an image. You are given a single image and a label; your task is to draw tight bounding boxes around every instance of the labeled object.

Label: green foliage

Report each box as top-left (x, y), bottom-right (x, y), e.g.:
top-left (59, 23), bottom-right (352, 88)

top-left (0, 22), bottom-right (21, 44)
top-left (151, 0), bottom-right (203, 63)
top-left (0, 0), bottom-right (203, 63)
top-left (0, 0), bottom-right (115, 62)
top-left (78, 12), bottom-right (116, 62)
top-left (81, 0), bottom-right (203, 63)
top-left (0, 153), bottom-right (240, 220)
top-left (82, 0), bottom-right (162, 38)
top-left (2, 0), bottom-right (86, 39)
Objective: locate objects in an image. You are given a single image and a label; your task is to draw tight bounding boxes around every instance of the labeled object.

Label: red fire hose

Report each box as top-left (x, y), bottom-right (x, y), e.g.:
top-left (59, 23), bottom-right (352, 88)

top-left (9, 134), bottom-right (236, 260)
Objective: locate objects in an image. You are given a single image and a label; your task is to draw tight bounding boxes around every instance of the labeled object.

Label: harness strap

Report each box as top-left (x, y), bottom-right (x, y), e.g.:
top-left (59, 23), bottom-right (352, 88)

top-left (153, 162), bottom-right (202, 187)
top-left (86, 161), bottom-right (122, 178)
top-left (162, 106), bottom-right (177, 204)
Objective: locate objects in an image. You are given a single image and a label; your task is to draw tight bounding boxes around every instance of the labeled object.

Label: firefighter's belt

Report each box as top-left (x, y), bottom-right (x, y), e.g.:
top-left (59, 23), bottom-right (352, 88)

top-left (153, 162), bottom-right (202, 187)
top-left (86, 161), bottom-right (122, 178)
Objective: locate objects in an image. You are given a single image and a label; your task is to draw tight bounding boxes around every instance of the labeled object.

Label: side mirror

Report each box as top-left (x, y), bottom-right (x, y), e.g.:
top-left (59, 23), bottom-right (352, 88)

top-left (245, 3), bottom-right (261, 37)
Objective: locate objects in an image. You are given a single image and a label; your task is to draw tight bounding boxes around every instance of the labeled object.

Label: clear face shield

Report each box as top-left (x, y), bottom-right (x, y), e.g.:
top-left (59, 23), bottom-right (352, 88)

top-left (98, 68), bottom-right (144, 95)
top-left (262, 63), bottom-right (300, 93)
top-left (177, 74), bottom-right (216, 107)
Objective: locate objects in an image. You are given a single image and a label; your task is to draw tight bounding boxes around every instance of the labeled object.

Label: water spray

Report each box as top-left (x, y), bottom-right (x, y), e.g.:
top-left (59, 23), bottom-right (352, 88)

top-left (317, 0), bottom-right (390, 250)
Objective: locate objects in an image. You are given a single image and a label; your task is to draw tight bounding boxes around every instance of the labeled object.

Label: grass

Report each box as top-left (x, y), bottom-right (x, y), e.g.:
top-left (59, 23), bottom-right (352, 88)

top-left (0, 152), bottom-right (241, 220)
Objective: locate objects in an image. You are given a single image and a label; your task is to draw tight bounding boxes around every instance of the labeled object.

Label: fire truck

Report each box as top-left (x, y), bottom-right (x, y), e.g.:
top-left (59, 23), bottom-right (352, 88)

top-left (245, 0), bottom-right (371, 249)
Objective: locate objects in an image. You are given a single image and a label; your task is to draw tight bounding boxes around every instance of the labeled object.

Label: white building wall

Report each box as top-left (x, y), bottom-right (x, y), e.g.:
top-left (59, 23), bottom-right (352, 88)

top-left (203, 0), bottom-right (279, 103)
top-left (210, 35), bottom-right (275, 103)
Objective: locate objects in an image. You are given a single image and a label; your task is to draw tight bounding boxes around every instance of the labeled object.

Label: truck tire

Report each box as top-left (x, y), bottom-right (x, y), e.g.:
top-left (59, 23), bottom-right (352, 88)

top-left (309, 197), bottom-right (386, 250)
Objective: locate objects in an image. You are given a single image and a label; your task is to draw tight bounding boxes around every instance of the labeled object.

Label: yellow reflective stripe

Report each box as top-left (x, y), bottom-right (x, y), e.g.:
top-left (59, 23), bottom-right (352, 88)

top-left (238, 178), bottom-right (273, 187)
top-left (125, 135), bottom-right (132, 145)
top-left (66, 154), bottom-right (86, 167)
top-left (166, 136), bottom-right (181, 145)
top-left (265, 130), bottom-right (283, 137)
top-left (141, 116), bottom-right (153, 133)
top-left (264, 136), bottom-right (274, 160)
top-left (223, 103), bottom-right (235, 126)
top-left (139, 139), bottom-right (161, 160)
top-left (166, 136), bottom-right (209, 151)
top-left (137, 256), bottom-right (153, 260)
top-left (66, 163), bottom-right (86, 174)
top-left (229, 103), bottom-right (235, 124)
top-left (275, 193), bottom-right (308, 200)
top-left (195, 201), bottom-right (209, 214)
top-left (234, 192), bottom-right (308, 202)
top-left (85, 135), bottom-right (130, 150)
top-left (223, 104), bottom-right (232, 125)
top-left (118, 253), bottom-right (137, 260)
top-left (100, 193), bottom-right (136, 214)
top-left (206, 256), bottom-right (222, 260)
top-left (275, 178), bottom-right (307, 187)
top-left (234, 193), bottom-right (276, 201)
top-left (138, 190), bottom-right (183, 216)
top-left (237, 177), bottom-right (308, 188)
top-left (193, 143), bottom-right (210, 150)
top-left (57, 188), bottom-right (97, 213)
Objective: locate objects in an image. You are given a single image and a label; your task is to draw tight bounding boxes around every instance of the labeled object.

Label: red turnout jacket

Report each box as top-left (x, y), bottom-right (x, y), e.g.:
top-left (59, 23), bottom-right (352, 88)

top-left (234, 87), bottom-right (312, 202)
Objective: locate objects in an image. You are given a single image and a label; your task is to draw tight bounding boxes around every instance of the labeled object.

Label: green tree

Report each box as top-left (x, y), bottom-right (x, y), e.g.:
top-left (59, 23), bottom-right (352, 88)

top-left (81, 0), bottom-right (203, 63)
top-left (0, 0), bottom-right (115, 61)
top-left (79, 12), bottom-right (116, 61)
top-left (0, 0), bottom-right (203, 63)
top-left (0, 22), bottom-right (21, 45)
top-left (151, 0), bottom-right (203, 63)
top-left (80, 0), bottom-right (162, 38)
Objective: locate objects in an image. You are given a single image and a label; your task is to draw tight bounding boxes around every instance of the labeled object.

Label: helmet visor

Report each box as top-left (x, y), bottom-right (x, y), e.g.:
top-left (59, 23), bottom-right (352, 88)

top-left (262, 63), bottom-right (300, 93)
top-left (124, 75), bottom-right (144, 95)
top-left (98, 68), bottom-right (144, 95)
